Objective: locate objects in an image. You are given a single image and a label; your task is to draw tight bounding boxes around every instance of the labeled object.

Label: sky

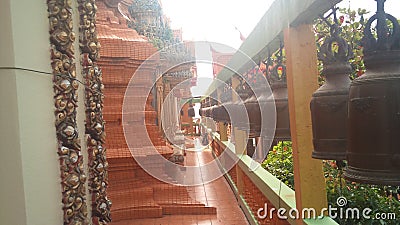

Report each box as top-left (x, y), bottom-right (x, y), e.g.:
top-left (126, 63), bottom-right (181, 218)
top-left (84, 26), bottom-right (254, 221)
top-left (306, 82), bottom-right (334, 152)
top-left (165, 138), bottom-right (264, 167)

top-left (160, 0), bottom-right (400, 96)
top-left (161, 0), bottom-right (272, 50)
top-left (161, 0), bottom-right (400, 50)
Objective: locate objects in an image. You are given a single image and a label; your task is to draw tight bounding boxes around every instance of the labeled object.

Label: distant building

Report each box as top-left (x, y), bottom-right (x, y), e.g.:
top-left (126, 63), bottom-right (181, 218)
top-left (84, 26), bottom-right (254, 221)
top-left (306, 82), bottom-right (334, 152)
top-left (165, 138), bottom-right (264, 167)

top-left (210, 45), bottom-right (235, 79)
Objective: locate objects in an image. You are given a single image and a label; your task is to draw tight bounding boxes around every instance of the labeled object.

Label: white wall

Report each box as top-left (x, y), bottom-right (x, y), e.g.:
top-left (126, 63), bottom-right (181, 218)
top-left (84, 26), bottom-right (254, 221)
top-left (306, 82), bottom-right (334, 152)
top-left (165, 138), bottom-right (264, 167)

top-left (0, 0), bottom-right (63, 224)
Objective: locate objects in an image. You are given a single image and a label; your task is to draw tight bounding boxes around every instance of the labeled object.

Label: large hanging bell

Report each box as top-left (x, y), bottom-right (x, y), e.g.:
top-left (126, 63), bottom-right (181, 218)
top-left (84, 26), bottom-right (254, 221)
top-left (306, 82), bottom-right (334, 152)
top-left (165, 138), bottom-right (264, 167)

top-left (241, 86), bottom-right (270, 138)
top-left (202, 96), bottom-right (217, 118)
top-left (200, 97), bottom-right (211, 118)
top-left (212, 85), bottom-right (232, 123)
top-left (208, 97), bottom-right (218, 120)
top-left (345, 0), bottom-right (400, 185)
top-left (213, 104), bottom-right (229, 123)
top-left (268, 63), bottom-right (291, 141)
top-left (231, 67), bottom-right (266, 135)
top-left (311, 17), bottom-right (352, 160)
top-left (226, 82), bottom-right (252, 129)
top-left (188, 105), bottom-right (196, 117)
top-left (246, 139), bottom-right (255, 157)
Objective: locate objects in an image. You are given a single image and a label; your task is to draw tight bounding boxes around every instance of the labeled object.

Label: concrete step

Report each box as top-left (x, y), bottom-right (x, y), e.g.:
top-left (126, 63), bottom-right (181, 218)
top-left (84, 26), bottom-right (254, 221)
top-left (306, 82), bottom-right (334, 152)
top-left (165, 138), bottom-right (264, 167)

top-left (112, 206), bottom-right (163, 221)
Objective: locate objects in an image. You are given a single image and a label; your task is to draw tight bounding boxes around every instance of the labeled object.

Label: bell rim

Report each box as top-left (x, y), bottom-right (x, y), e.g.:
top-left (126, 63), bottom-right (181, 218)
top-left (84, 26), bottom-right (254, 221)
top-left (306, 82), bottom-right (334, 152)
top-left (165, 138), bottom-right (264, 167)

top-left (344, 166), bottom-right (400, 186)
top-left (311, 151), bottom-right (346, 160)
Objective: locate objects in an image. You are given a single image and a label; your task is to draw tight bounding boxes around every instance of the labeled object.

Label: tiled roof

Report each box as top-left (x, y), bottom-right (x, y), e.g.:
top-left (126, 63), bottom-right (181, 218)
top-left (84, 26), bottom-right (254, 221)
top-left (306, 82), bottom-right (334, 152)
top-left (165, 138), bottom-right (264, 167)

top-left (97, 0), bottom-right (159, 60)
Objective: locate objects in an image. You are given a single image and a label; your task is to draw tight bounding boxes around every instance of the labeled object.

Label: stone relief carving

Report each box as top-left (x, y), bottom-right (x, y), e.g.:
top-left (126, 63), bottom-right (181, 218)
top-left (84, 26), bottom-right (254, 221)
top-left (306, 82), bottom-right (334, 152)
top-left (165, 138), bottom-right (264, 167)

top-left (47, 0), bottom-right (89, 224)
top-left (78, 0), bottom-right (112, 224)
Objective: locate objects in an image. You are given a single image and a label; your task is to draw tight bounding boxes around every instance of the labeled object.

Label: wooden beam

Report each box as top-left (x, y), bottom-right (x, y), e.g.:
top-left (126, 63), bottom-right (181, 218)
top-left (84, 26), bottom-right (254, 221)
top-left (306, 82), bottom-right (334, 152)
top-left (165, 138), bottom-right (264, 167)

top-left (284, 24), bottom-right (327, 224)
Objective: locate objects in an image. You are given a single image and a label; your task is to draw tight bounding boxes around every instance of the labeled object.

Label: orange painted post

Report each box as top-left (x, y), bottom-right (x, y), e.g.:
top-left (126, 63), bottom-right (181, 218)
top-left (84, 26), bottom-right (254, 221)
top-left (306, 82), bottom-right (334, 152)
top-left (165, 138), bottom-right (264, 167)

top-left (217, 88), bottom-right (228, 141)
top-left (284, 24), bottom-right (328, 224)
top-left (231, 76), bottom-right (247, 195)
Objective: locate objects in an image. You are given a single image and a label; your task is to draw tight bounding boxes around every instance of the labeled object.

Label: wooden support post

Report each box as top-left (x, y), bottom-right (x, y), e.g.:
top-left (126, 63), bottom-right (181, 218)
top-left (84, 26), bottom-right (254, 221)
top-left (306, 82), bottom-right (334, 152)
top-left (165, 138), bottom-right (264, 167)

top-left (234, 130), bottom-right (247, 156)
top-left (219, 123), bottom-right (228, 141)
top-left (156, 79), bottom-right (163, 132)
top-left (217, 88), bottom-right (228, 141)
top-left (231, 76), bottom-right (247, 195)
top-left (231, 76), bottom-right (247, 155)
top-left (284, 24), bottom-right (328, 224)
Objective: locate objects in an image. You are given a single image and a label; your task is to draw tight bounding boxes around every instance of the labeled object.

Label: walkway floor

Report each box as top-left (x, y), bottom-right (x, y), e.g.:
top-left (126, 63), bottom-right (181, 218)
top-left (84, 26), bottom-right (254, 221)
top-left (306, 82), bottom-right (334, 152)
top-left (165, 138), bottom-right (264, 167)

top-left (110, 137), bottom-right (249, 225)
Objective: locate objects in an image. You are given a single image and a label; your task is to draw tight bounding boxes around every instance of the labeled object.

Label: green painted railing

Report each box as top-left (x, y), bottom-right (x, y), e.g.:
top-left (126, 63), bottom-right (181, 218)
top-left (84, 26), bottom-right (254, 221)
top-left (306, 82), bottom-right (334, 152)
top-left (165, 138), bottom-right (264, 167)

top-left (205, 126), bottom-right (339, 225)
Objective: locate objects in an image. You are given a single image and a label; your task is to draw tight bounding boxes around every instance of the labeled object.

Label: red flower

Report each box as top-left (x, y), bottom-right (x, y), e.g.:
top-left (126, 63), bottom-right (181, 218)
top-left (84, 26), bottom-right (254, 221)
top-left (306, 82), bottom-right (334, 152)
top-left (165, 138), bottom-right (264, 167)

top-left (277, 66), bottom-right (284, 78)
top-left (339, 16), bottom-right (345, 24)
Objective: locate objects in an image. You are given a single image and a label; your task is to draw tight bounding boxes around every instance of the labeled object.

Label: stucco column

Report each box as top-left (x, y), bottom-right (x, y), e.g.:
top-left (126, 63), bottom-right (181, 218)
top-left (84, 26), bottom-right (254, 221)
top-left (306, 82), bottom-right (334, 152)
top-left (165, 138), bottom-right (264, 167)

top-left (0, 0), bottom-right (62, 224)
top-left (156, 79), bottom-right (163, 131)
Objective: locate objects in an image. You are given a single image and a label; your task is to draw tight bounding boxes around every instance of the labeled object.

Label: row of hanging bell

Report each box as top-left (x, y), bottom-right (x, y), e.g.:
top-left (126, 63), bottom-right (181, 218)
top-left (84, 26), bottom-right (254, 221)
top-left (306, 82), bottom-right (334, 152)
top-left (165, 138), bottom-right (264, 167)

top-left (212, 84), bottom-right (232, 123)
top-left (224, 80), bottom-right (252, 128)
top-left (311, 1), bottom-right (400, 186)
top-left (310, 12), bottom-right (352, 160)
top-left (187, 103), bottom-right (196, 117)
top-left (208, 91), bottom-right (219, 119)
top-left (268, 56), bottom-right (291, 142)
top-left (199, 97), bottom-right (208, 117)
top-left (239, 85), bottom-right (263, 138)
top-left (201, 95), bottom-right (218, 118)
top-left (233, 55), bottom-right (291, 142)
top-left (346, 0), bottom-right (400, 185)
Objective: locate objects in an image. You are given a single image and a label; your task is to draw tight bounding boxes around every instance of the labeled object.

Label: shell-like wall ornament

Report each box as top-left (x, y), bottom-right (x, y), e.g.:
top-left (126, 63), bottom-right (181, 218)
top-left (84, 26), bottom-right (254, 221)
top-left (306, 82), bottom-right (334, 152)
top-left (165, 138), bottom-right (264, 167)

top-left (47, 0), bottom-right (89, 224)
top-left (78, 0), bottom-right (101, 60)
top-left (78, 0), bottom-right (111, 223)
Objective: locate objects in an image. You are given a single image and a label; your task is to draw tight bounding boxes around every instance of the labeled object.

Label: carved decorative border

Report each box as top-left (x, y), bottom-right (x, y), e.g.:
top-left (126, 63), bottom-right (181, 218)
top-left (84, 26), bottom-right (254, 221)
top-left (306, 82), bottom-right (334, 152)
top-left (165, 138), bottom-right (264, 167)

top-left (78, 0), bottom-right (112, 224)
top-left (47, 0), bottom-right (89, 224)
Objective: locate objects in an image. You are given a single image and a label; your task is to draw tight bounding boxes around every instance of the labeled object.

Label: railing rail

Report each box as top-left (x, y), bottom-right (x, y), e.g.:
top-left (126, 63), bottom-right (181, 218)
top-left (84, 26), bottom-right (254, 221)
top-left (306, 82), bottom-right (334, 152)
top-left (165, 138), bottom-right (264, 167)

top-left (205, 126), bottom-right (338, 225)
top-left (201, 0), bottom-right (347, 224)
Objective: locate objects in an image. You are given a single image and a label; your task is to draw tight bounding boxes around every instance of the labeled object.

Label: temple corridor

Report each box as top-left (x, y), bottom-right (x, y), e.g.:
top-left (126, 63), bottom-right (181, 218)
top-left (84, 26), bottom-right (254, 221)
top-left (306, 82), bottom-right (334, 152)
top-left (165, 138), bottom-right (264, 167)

top-left (110, 137), bottom-right (249, 225)
top-left (3, 0), bottom-right (400, 225)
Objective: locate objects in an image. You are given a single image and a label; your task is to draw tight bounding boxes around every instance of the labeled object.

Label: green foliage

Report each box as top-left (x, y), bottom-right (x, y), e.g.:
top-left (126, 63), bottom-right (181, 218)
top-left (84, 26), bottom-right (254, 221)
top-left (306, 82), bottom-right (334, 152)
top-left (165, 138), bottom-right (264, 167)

top-left (324, 161), bottom-right (400, 225)
top-left (261, 141), bottom-right (294, 189)
top-left (314, 8), bottom-right (368, 82)
top-left (261, 142), bottom-right (400, 224)
top-left (261, 6), bottom-right (400, 225)
top-left (127, 0), bottom-right (175, 50)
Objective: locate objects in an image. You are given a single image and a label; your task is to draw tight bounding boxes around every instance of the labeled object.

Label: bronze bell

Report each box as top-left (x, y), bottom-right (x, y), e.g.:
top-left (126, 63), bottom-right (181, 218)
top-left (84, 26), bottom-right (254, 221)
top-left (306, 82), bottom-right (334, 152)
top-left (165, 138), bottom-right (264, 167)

top-left (242, 85), bottom-right (270, 138)
top-left (345, 0), bottom-right (400, 185)
top-left (188, 104), bottom-right (196, 117)
top-left (211, 104), bottom-right (219, 121)
top-left (213, 103), bottom-right (230, 123)
top-left (267, 61), bottom-right (291, 141)
top-left (205, 96), bottom-right (217, 120)
top-left (209, 97), bottom-right (218, 120)
top-left (209, 105), bottom-right (218, 120)
top-left (229, 82), bottom-right (252, 130)
top-left (211, 104), bottom-right (220, 121)
top-left (220, 85), bottom-right (233, 123)
top-left (199, 98), bottom-right (207, 117)
top-left (233, 66), bottom-right (272, 138)
top-left (201, 97), bottom-right (212, 118)
top-left (213, 85), bottom-right (232, 123)
top-left (246, 139), bottom-right (255, 157)
top-left (311, 15), bottom-right (352, 160)
top-left (240, 68), bottom-right (261, 136)
top-left (206, 97), bottom-right (214, 118)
